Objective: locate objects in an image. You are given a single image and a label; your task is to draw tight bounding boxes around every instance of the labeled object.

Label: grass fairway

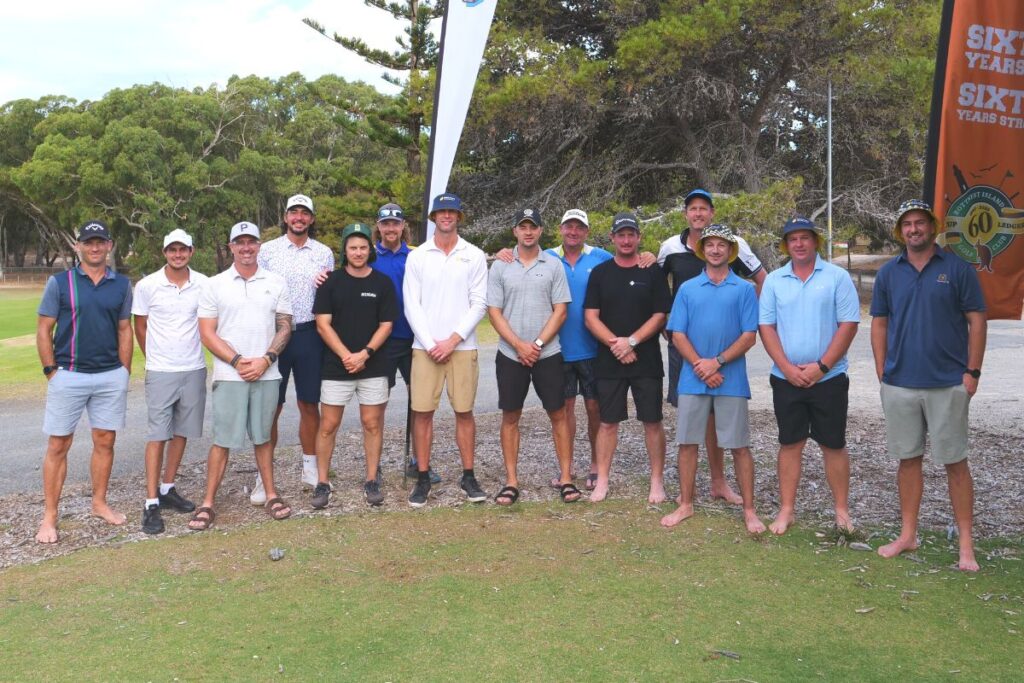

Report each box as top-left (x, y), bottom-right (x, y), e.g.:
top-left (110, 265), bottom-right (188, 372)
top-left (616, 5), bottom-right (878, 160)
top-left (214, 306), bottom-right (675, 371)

top-left (1, 503), bottom-right (1020, 681)
top-left (0, 287), bottom-right (40, 339)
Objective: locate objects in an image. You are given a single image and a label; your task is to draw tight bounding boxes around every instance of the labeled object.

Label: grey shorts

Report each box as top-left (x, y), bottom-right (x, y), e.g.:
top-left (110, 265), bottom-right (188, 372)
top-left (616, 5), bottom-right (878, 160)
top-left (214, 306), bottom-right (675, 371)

top-left (880, 382), bottom-right (970, 465)
top-left (43, 366), bottom-right (129, 436)
top-left (675, 394), bottom-right (750, 449)
top-left (145, 368), bottom-right (207, 441)
top-left (211, 379), bottom-right (280, 449)
top-left (321, 377), bottom-right (389, 406)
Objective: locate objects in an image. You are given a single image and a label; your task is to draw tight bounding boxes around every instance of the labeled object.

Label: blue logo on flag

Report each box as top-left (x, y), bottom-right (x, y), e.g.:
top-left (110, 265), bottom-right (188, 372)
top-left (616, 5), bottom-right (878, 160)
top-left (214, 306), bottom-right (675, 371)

top-left (464, 0), bottom-right (485, 6)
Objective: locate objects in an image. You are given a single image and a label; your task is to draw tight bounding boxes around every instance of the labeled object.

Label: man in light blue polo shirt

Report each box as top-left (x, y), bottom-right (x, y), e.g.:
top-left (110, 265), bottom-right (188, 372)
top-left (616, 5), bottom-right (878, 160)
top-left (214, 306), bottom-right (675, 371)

top-left (662, 226), bottom-right (766, 533)
top-left (758, 217), bottom-right (860, 535)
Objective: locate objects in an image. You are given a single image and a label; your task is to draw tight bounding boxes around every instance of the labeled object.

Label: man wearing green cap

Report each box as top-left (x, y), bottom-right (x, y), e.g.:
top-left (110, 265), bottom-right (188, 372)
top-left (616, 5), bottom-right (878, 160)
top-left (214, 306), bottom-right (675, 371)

top-left (313, 224), bottom-right (399, 508)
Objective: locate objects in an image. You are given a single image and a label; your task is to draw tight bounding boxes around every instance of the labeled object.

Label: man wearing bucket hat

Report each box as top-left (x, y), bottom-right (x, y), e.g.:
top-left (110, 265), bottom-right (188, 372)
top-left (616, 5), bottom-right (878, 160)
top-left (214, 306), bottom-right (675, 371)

top-left (312, 224), bottom-right (399, 508)
top-left (255, 194), bottom-right (334, 502)
top-left (190, 222), bottom-right (293, 529)
top-left (871, 200), bottom-right (987, 572)
top-left (584, 212), bottom-right (672, 503)
top-left (758, 217), bottom-right (860, 535)
top-left (657, 188), bottom-right (765, 508)
top-left (662, 226), bottom-right (766, 533)
top-left (132, 228), bottom-right (208, 534)
top-left (35, 220), bottom-right (133, 543)
top-left (402, 193), bottom-right (489, 507)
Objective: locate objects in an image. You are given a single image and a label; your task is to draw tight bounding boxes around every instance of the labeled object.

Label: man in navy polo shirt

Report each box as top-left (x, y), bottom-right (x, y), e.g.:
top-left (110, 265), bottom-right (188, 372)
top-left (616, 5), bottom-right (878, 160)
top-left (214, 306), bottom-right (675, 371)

top-left (35, 220), bottom-right (133, 544)
top-left (871, 200), bottom-right (987, 572)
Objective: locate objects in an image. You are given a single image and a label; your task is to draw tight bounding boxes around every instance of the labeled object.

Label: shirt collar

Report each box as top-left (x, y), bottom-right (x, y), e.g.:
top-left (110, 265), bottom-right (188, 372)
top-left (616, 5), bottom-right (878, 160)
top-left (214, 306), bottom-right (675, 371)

top-left (230, 264), bottom-right (266, 280)
top-left (781, 254), bottom-right (824, 277)
top-left (895, 245), bottom-right (944, 264)
top-left (697, 269), bottom-right (738, 286)
top-left (553, 243), bottom-right (594, 258)
top-left (75, 265), bottom-right (116, 280)
top-left (513, 246), bottom-right (548, 262)
top-left (376, 241), bottom-right (411, 256)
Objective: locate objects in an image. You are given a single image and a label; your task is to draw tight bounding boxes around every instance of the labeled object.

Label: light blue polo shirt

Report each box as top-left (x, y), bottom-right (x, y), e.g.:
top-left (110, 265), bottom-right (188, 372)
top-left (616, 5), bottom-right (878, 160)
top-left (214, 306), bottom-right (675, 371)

top-left (758, 255), bottom-right (860, 381)
top-left (667, 270), bottom-right (758, 397)
top-left (545, 244), bottom-right (612, 362)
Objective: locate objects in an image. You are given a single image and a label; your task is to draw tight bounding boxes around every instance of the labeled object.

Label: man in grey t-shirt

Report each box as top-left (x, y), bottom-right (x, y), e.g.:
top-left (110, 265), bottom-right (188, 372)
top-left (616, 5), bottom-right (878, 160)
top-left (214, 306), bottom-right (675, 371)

top-left (487, 208), bottom-right (578, 504)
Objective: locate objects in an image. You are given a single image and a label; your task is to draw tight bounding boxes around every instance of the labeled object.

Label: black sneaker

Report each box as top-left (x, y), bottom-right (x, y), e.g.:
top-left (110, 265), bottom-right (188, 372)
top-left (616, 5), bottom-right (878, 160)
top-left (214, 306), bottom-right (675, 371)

top-left (142, 504), bottom-right (164, 535)
top-left (364, 480), bottom-right (384, 506)
top-left (311, 482), bottom-right (332, 509)
top-left (408, 479), bottom-right (431, 508)
top-left (406, 460), bottom-right (442, 484)
top-left (460, 474), bottom-right (487, 503)
top-left (158, 486), bottom-right (196, 513)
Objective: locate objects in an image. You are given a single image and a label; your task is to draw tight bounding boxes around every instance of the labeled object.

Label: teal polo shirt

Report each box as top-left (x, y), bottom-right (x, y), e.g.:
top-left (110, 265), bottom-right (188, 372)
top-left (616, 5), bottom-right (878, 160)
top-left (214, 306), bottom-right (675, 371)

top-left (545, 244), bottom-right (612, 362)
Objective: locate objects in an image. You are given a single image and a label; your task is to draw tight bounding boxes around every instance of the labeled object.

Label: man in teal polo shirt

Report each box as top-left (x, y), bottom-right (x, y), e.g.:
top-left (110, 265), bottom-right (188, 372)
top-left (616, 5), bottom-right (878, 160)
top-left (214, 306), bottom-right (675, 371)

top-left (758, 217), bottom-right (860, 535)
top-left (35, 220), bottom-right (133, 543)
top-left (871, 200), bottom-right (987, 572)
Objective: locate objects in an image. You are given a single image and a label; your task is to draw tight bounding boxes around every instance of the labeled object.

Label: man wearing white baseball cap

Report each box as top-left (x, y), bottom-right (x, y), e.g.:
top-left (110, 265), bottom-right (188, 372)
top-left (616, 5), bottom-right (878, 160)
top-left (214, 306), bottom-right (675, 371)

top-left (255, 194), bottom-right (334, 502)
top-left (132, 228), bottom-right (209, 534)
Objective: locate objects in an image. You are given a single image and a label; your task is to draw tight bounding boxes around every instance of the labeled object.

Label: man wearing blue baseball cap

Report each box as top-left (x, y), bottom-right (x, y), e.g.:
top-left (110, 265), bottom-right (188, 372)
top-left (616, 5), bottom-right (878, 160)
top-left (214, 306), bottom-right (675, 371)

top-left (402, 193), bottom-right (489, 507)
top-left (657, 189), bottom-right (766, 508)
top-left (871, 200), bottom-right (986, 572)
top-left (759, 217), bottom-right (859, 535)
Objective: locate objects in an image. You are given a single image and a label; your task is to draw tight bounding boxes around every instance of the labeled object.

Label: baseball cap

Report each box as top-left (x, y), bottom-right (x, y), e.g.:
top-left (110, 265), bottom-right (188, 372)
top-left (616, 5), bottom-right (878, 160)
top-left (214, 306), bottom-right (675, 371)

top-left (560, 209), bottom-right (589, 227)
top-left (779, 217), bottom-right (820, 255)
top-left (163, 228), bottom-right (193, 249)
top-left (893, 199), bottom-right (938, 244)
top-left (684, 189), bottom-right (714, 208)
top-left (286, 194), bottom-right (315, 213)
top-left (611, 212), bottom-right (640, 233)
top-left (77, 220), bottom-right (112, 242)
top-left (377, 203), bottom-right (405, 221)
top-left (513, 207), bottom-right (543, 227)
top-left (340, 223), bottom-right (376, 265)
top-left (429, 193), bottom-right (464, 217)
top-left (229, 221), bottom-right (261, 242)
top-left (696, 224), bottom-right (739, 263)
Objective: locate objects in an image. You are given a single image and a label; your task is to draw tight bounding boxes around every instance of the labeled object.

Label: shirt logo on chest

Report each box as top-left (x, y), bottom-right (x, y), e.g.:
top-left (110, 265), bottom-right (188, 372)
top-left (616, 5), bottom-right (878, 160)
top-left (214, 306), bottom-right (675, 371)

top-left (361, 292), bottom-right (378, 298)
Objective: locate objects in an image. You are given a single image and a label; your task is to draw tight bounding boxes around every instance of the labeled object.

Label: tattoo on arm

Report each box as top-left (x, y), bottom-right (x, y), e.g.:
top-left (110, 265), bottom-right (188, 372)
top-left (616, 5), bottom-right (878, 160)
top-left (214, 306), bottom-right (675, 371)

top-left (267, 313), bottom-right (292, 355)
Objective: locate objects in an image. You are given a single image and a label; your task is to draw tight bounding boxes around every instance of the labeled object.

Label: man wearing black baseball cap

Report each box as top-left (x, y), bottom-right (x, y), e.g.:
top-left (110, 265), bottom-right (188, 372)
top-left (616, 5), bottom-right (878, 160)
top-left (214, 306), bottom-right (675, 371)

top-left (35, 220), bottom-right (133, 543)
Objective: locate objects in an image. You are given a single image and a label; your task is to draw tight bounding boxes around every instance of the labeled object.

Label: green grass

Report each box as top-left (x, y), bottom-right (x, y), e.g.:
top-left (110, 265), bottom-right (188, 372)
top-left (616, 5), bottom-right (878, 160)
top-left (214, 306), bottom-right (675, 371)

top-left (1, 503), bottom-right (1021, 681)
top-left (0, 287), bottom-right (40, 339)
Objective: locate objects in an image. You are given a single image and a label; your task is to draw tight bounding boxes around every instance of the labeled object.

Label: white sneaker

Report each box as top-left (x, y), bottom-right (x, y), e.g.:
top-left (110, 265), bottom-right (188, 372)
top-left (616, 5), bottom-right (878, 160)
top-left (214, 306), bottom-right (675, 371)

top-left (249, 473), bottom-right (267, 506)
top-left (302, 460), bottom-right (318, 489)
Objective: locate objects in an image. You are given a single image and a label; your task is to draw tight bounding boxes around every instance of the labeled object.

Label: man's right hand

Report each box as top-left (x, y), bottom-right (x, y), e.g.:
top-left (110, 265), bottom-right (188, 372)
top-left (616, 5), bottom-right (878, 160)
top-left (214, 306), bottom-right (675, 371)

top-left (781, 363), bottom-right (812, 388)
top-left (514, 339), bottom-right (540, 367)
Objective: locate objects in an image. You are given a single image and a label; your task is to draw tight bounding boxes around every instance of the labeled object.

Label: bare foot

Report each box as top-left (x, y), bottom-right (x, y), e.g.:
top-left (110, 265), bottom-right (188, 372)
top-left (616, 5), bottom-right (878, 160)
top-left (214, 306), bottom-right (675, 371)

top-left (835, 510), bottom-right (855, 533)
top-left (91, 502), bottom-right (127, 526)
top-left (675, 493), bottom-right (682, 505)
top-left (958, 546), bottom-right (979, 572)
top-left (878, 536), bottom-right (919, 559)
top-left (710, 483), bottom-right (743, 506)
top-left (769, 510), bottom-right (796, 535)
top-left (648, 483), bottom-right (667, 504)
top-left (744, 510), bottom-right (767, 534)
top-left (660, 504), bottom-right (694, 528)
top-left (590, 482), bottom-right (609, 503)
top-left (35, 519), bottom-right (59, 544)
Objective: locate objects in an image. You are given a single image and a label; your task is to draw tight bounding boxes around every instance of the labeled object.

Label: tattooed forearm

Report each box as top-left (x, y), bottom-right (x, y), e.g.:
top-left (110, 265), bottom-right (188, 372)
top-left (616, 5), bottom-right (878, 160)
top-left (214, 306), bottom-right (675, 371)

top-left (267, 313), bottom-right (292, 355)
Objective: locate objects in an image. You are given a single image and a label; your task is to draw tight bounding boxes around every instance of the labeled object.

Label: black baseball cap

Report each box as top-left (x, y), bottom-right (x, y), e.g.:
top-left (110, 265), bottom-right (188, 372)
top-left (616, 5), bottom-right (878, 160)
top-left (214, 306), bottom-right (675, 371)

top-left (611, 212), bottom-right (640, 233)
top-left (513, 207), bottom-right (543, 227)
top-left (77, 220), bottom-right (112, 242)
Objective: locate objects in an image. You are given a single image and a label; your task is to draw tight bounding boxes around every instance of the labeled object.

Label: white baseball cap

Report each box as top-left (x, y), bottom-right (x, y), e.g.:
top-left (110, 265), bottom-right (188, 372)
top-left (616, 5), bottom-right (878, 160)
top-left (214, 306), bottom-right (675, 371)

top-left (163, 228), bottom-right (193, 249)
top-left (229, 221), bottom-right (261, 242)
top-left (560, 209), bottom-right (589, 227)
top-left (286, 194), bottom-right (315, 213)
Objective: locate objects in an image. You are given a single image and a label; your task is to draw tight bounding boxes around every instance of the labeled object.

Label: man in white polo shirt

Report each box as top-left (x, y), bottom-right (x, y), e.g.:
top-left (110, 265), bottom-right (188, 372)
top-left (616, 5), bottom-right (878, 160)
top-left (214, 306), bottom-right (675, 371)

top-left (189, 221), bottom-right (293, 530)
top-left (403, 193), bottom-right (488, 507)
top-left (132, 228), bottom-right (209, 534)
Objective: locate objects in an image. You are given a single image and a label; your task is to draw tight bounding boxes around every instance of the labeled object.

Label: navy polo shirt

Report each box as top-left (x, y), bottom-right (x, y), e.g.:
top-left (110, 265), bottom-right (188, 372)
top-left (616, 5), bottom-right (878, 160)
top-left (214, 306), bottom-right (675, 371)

top-left (372, 241), bottom-right (413, 340)
top-left (870, 248), bottom-right (985, 388)
top-left (38, 266), bottom-right (132, 373)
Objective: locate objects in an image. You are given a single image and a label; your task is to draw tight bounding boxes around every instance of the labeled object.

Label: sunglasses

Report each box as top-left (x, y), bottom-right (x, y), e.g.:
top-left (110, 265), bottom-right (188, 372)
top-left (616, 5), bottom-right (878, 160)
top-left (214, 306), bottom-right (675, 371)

top-left (378, 209), bottom-right (404, 218)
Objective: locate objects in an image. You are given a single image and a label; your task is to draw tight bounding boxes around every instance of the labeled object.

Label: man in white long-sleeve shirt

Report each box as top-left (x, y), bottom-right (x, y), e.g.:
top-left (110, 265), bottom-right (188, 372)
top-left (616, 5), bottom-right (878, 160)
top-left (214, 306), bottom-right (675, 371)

top-left (402, 193), bottom-right (488, 507)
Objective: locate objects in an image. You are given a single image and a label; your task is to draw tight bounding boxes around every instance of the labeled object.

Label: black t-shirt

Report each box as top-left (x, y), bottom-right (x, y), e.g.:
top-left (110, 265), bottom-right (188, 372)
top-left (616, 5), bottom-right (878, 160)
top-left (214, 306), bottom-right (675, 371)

top-left (583, 260), bottom-right (672, 378)
top-left (312, 269), bottom-right (398, 380)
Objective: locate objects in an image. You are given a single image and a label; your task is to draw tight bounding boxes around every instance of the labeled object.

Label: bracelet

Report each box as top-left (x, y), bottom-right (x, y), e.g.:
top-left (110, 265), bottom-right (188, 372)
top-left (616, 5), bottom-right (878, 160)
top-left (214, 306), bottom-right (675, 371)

top-left (230, 354), bottom-right (242, 368)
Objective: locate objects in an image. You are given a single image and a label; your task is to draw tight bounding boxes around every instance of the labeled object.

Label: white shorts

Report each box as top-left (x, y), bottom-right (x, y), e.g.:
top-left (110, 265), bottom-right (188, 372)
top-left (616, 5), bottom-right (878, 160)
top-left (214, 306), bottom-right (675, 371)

top-left (321, 377), bottom-right (389, 406)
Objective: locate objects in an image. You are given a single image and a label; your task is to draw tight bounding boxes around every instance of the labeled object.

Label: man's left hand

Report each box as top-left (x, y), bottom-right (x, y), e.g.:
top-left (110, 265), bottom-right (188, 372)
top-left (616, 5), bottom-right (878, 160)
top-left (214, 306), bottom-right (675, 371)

top-left (963, 373), bottom-right (979, 397)
top-left (637, 251), bottom-right (657, 268)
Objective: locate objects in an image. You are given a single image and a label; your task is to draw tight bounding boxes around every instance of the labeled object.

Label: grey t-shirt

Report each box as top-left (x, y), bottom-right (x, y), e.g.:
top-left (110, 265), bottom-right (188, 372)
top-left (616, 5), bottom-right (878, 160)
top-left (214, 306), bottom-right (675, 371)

top-left (487, 248), bottom-right (571, 361)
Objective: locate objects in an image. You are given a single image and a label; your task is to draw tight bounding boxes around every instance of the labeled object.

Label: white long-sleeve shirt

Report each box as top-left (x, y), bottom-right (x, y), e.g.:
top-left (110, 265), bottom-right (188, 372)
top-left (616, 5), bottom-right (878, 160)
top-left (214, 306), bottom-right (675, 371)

top-left (403, 235), bottom-right (487, 350)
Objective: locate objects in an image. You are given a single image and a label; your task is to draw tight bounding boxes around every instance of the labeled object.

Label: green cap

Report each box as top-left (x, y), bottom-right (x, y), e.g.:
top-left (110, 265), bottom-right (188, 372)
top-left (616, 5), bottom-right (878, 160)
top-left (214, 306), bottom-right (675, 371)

top-left (340, 223), bottom-right (376, 265)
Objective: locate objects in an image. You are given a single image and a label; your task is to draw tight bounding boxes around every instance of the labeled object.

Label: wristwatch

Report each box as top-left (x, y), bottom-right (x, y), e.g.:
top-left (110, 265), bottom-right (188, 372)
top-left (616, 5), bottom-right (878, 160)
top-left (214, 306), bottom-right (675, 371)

top-left (364, 347), bottom-right (375, 357)
top-left (817, 360), bottom-right (831, 374)
top-left (628, 336), bottom-right (638, 348)
top-left (715, 354), bottom-right (726, 367)
top-left (966, 368), bottom-right (981, 379)
top-left (265, 351), bottom-right (278, 364)
top-left (43, 365), bottom-right (57, 376)
top-left (533, 338), bottom-right (544, 348)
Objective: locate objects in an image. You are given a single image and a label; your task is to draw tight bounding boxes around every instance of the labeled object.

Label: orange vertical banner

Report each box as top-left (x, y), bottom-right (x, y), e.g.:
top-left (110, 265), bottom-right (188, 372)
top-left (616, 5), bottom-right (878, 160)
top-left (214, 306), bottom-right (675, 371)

top-left (926, 0), bottom-right (1024, 319)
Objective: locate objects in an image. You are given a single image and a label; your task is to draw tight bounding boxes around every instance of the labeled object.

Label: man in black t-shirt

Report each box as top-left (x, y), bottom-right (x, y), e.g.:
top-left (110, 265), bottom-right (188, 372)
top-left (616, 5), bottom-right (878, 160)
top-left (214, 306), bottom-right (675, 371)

top-left (584, 212), bottom-right (672, 504)
top-left (312, 224), bottom-right (398, 508)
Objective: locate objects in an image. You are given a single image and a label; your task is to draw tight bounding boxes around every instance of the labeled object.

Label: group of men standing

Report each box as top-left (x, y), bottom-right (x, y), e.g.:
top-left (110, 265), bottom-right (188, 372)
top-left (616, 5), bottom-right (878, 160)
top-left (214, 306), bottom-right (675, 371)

top-left (34, 191), bottom-right (987, 572)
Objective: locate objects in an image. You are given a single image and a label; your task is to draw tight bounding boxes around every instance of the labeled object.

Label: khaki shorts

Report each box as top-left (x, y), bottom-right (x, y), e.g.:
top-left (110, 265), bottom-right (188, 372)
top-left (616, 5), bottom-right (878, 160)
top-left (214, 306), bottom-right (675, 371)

top-left (880, 382), bottom-right (970, 465)
top-left (410, 349), bottom-right (478, 413)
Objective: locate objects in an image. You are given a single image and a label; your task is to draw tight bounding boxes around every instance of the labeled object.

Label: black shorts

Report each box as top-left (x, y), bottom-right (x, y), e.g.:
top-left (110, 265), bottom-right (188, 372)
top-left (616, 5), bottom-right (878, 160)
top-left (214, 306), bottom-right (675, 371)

top-left (596, 376), bottom-right (663, 424)
top-left (563, 358), bottom-right (598, 401)
top-left (666, 343), bottom-right (682, 407)
top-left (496, 352), bottom-right (565, 412)
top-left (770, 373), bottom-right (849, 449)
top-left (278, 323), bottom-right (324, 404)
top-left (382, 337), bottom-right (413, 389)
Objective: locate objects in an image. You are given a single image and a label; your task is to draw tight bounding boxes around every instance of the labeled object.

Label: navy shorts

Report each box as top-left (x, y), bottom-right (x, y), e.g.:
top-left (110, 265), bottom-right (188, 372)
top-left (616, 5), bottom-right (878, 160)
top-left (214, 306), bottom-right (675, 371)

top-left (278, 323), bottom-right (324, 405)
top-left (770, 373), bottom-right (849, 449)
top-left (563, 358), bottom-right (598, 401)
top-left (383, 337), bottom-right (413, 389)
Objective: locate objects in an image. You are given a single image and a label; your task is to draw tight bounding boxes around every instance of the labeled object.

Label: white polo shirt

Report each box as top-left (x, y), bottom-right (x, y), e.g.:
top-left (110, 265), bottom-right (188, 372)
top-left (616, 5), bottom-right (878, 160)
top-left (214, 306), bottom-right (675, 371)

top-left (198, 265), bottom-right (292, 382)
top-left (403, 235), bottom-right (487, 351)
top-left (132, 267), bottom-right (209, 372)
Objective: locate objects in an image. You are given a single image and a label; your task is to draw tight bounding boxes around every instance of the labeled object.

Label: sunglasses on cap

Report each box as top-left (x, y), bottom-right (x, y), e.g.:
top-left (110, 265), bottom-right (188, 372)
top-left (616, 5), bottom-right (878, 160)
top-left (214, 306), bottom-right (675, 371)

top-left (378, 209), bottom-right (403, 218)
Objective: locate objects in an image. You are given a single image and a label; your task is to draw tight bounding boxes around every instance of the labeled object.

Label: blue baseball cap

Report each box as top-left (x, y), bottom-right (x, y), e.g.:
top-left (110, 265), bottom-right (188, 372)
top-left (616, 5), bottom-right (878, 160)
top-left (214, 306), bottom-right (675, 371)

top-left (780, 217), bottom-right (820, 255)
top-left (429, 193), bottom-right (464, 218)
top-left (684, 189), bottom-right (714, 208)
